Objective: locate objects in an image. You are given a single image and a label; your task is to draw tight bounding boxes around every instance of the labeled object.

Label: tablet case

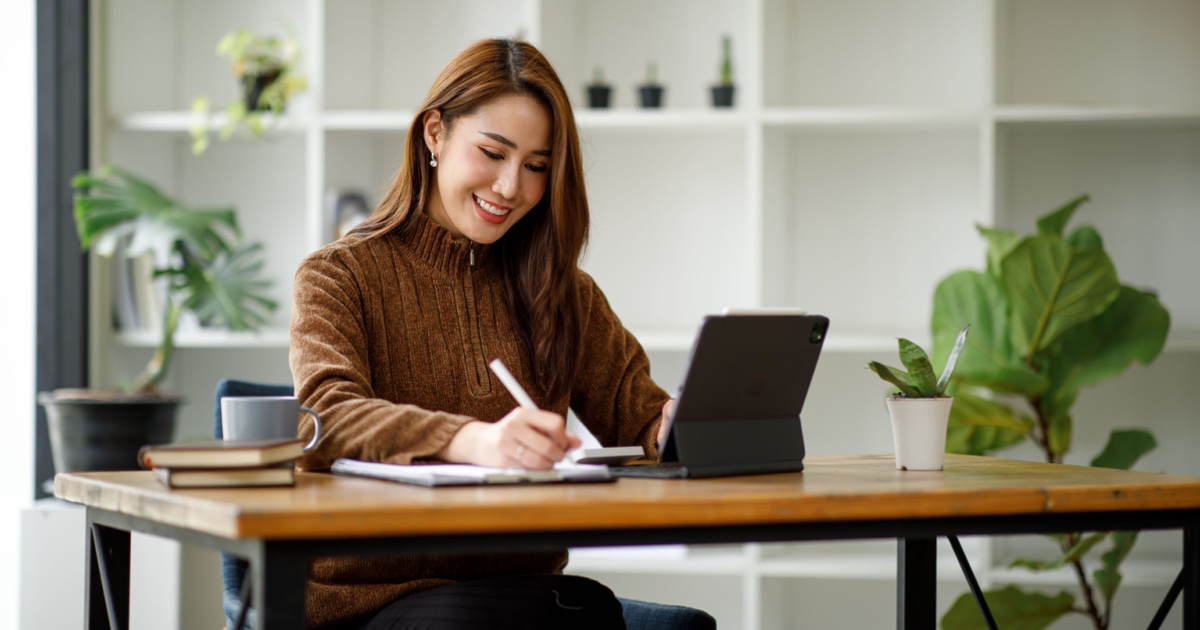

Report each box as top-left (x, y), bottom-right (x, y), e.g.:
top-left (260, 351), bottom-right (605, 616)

top-left (617, 313), bottom-right (828, 479)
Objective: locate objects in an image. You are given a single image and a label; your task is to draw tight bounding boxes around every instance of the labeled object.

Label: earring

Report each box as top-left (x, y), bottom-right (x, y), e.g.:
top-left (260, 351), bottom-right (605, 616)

top-left (429, 156), bottom-right (438, 168)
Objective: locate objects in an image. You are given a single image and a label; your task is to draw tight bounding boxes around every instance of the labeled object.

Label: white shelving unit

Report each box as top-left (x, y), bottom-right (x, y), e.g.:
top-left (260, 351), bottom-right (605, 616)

top-left (89, 0), bottom-right (1200, 628)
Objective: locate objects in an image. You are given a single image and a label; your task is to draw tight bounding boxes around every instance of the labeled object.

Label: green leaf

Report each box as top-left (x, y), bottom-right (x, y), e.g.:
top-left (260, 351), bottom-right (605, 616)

top-left (1036, 194), bottom-right (1090, 237)
top-left (1094, 531), bottom-right (1138, 604)
top-left (1066, 225), bottom-right (1103, 251)
top-left (941, 585), bottom-right (1074, 630)
top-left (977, 226), bottom-right (1020, 278)
top-left (221, 102), bottom-right (246, 140)
top-left (1000, 234), bottom-right (1120, 356)
top-left (1047, 412), bottom-right (1072, 458)
top-left (867, 362), bottom-right (922, 398)
top-left (1040, 286), bottom-right (1171, 420)
top-left (246, 112), bottom-right (266, 137)
top-left (931, 271), bottom-right (1047, 396)
top-left (945, 391), bottom-right (1033, 455)
top-left (73, 167), bottom-right (240, 261)
top-left (1009, 531), bottom-right (1108, 572)
top-left (175, 242), bottom-right (278, 331)
top-left (1090, 429), bottom-right (1157, 470)
top-left (898, 338), bottom-right (938, 396)
top-left (936, 324), bottom-right (970, 395)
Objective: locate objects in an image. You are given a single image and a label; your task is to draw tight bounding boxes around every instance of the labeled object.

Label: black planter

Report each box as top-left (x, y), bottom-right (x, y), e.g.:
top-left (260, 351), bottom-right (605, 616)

top-left (39, 393), bottom-right (181, 473)
top-left (241, 70), bottom-right (282, 112)
top-left (711, 84), bottom-right (736, 108)
top-left (586, 84), bottom-right (612, 109)
top-left (638, 85), bottom-right (665, 109)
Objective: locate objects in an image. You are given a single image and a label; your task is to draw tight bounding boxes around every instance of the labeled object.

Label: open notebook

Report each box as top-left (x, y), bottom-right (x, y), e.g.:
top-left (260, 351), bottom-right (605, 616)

top-left (330, 458), bottom-right (613, 487)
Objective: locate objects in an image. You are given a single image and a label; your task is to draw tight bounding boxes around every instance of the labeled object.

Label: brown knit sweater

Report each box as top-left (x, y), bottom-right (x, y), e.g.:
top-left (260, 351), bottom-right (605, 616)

top-left (289, 210), bottom-right (669, 628)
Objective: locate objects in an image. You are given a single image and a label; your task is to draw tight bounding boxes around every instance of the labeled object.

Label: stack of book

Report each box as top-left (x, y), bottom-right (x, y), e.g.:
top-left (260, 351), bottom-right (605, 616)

top-left (138, 438), bottom-right (306, 488)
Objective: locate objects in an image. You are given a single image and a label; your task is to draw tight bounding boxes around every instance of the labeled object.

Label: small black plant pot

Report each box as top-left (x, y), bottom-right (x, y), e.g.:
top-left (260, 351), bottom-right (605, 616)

top-left (711, 85), bottom-right (736, 108)
top-left (638, 84), bottom-right (665, 109)
top-left (241, 70), bottom-right (282, 112)
top-left (586, 84), bottom-right (613, 109)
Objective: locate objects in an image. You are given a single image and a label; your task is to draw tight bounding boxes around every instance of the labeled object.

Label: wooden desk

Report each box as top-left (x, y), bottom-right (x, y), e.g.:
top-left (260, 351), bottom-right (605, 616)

top-left (56, 454), bottom-right (1200, 629)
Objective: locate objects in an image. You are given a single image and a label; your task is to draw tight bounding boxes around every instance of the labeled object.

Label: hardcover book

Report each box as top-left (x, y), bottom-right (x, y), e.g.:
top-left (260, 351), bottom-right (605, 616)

top-left (139, 438), bottom-right (305, 469)
top-left (153, 465), bottom-right (295, 488)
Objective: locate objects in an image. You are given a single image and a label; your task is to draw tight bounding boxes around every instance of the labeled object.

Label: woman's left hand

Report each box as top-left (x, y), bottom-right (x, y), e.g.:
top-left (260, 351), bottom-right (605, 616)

top-left (657, 398), bottom-right (676, 449)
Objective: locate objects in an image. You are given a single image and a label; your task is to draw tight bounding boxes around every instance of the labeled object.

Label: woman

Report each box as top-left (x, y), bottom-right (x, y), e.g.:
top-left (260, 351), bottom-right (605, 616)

top-left (290, 39), bottom-right (711, 629)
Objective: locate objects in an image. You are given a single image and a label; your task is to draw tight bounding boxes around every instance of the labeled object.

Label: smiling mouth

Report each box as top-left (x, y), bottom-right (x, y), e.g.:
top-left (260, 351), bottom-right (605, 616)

top-left (474, 194), bottom-right (511, 217)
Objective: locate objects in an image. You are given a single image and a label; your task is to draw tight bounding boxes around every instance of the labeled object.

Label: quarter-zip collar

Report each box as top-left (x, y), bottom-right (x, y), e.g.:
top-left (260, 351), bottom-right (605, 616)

top-left (401, 210), bottom-right (491, 278)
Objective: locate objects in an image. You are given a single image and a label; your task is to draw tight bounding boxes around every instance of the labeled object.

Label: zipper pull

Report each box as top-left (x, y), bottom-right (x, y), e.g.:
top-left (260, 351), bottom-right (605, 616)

top-left (469, 242), bottom-right (475, 266)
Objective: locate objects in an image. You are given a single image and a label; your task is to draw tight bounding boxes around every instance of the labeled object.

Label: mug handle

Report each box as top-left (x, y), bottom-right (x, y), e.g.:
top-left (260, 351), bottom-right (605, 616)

top-left (300, 406), bottom-right (322, 452)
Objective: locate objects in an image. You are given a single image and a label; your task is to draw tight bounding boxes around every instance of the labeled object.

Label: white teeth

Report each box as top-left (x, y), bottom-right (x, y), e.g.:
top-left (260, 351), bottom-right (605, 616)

top-left (475, 195), bottom-right (510, 216)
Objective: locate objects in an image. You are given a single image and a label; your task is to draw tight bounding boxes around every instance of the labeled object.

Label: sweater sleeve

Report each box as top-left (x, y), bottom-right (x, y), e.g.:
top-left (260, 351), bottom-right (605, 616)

top-left (569, 271), bottom-right (671, 458)
top-left (288, 246), bottom-right (475, 471)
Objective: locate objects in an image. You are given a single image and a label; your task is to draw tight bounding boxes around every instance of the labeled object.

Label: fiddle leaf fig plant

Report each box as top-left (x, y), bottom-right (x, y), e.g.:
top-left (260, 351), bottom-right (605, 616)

top-left (933, 195), bottom-right (1170, 630)
top-left (868, 325), bottom-right (969, 398)
top-left (72, 166), bottom-right (278, 394)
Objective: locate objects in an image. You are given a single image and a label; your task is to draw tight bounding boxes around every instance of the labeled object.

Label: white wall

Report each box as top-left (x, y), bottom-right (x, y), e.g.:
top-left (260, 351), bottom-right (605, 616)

top-left (0, 0), bottom-right (38, 628)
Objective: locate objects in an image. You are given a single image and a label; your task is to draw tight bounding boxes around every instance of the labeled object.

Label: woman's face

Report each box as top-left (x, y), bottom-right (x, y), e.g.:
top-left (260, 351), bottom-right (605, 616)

top-left (423, 93), bottom-right (552, 245)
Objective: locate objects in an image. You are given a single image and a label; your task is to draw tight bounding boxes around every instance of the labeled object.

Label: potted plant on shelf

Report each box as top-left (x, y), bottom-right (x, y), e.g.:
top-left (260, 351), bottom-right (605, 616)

top-left (868, 325), bottom-right (969, 471)
top-left (710, 34), bottom-right (735, 108)
top-left (933, 195), bottom-right (1170, 630)
top-left (38, 166), bottom-right (278, 474)
top-left (638, 61), bottom-right (665, 109)
top-left (190, 28), bottom-right (308, 154)
top-left (585, 66), bottom-right (612, 109)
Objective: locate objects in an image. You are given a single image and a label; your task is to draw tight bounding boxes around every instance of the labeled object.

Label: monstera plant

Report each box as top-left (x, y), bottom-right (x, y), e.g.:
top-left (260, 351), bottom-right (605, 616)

top-left (931, 195), bottom-right (1170, 630)
top-left (70, 166), bottom-right (278, 393)
top-left (37, 167), bottom-right (277, 474)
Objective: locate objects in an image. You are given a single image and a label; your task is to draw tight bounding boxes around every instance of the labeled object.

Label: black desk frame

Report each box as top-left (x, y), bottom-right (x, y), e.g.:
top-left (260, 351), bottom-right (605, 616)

top-left (84, 506), bottom-right (1200, 630)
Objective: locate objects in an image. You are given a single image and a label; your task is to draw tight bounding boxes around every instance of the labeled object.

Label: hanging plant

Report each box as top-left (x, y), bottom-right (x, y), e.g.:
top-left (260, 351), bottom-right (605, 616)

top-left (190, 28), bottom-right (308, 154)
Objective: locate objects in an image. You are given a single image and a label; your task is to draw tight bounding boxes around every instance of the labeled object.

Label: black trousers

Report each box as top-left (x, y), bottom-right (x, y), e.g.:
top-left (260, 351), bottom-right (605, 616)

top-left (355, 574), bottom-right (627, 630)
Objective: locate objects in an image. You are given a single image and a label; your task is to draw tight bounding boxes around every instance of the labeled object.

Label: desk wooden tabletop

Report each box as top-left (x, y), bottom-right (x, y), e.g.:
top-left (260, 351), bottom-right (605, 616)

top-left (54, 454), bottom-right (1200, 541)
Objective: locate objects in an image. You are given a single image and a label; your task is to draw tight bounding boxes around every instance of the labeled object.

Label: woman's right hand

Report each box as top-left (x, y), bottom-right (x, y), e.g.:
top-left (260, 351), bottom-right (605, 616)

top-left (438, 409), bottom-right (581, 470)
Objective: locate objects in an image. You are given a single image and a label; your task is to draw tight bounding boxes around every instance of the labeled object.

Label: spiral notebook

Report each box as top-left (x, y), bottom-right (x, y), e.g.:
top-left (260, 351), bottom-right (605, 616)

top-left (330, 458), bottom-right (613, 487)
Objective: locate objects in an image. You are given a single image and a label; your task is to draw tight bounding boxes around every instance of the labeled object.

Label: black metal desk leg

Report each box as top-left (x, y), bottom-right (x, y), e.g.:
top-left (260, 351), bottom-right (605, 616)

top-left (899, 536), bottom-right (937, 630)
top-left (1186, 525), bottom-right (1198, 630)
top-left (85, 515), bottom-right (130, 630)
top-left (949, 535), bottom-right (998, 630)
top-left (252, 542), bottom-right (310, 630)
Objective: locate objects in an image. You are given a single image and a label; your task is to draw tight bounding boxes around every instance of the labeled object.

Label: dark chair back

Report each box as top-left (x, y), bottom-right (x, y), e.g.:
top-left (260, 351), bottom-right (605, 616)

top-left (214, 379), bottom-right (293, 630)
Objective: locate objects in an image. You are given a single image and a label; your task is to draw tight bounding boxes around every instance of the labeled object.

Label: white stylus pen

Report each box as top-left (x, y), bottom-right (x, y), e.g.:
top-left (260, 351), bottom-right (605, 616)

top-left (488, 358), bottom-right (539, 410)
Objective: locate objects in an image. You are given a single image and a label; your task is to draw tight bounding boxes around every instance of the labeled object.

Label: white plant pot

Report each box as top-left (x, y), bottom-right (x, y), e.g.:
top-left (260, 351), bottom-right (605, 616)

top-left (886, 396), bottom-right (953, 471)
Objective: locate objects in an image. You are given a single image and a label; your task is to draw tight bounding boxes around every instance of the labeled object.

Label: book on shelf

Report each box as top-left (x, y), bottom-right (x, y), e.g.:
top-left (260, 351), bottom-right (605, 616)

top-left (111, 245), bottom-right (140, 330)
top-left (330, 458), bottom-right (613, 487)
top-left (325, 188), bottom-right (371, 242)
top-left (131, 252), bottom-right (161, 331)
top-left (138, 438), bottom-right (305, 469)
top-left (153, 464), bottom-right (295, 488)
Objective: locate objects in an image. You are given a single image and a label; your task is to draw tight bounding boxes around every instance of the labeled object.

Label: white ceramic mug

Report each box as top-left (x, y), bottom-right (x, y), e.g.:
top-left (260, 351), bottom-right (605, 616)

top-left (220, 396), bottom-right (322, 452)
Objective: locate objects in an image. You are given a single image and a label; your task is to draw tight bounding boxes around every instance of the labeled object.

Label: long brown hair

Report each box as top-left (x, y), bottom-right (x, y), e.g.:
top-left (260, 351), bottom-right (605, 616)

top-left (352, 39), bottom-right (588, 402)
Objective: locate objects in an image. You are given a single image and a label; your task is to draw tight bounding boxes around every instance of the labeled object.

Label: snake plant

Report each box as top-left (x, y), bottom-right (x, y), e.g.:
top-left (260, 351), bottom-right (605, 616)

top-left (868, 325), bottom-right (969, 398)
